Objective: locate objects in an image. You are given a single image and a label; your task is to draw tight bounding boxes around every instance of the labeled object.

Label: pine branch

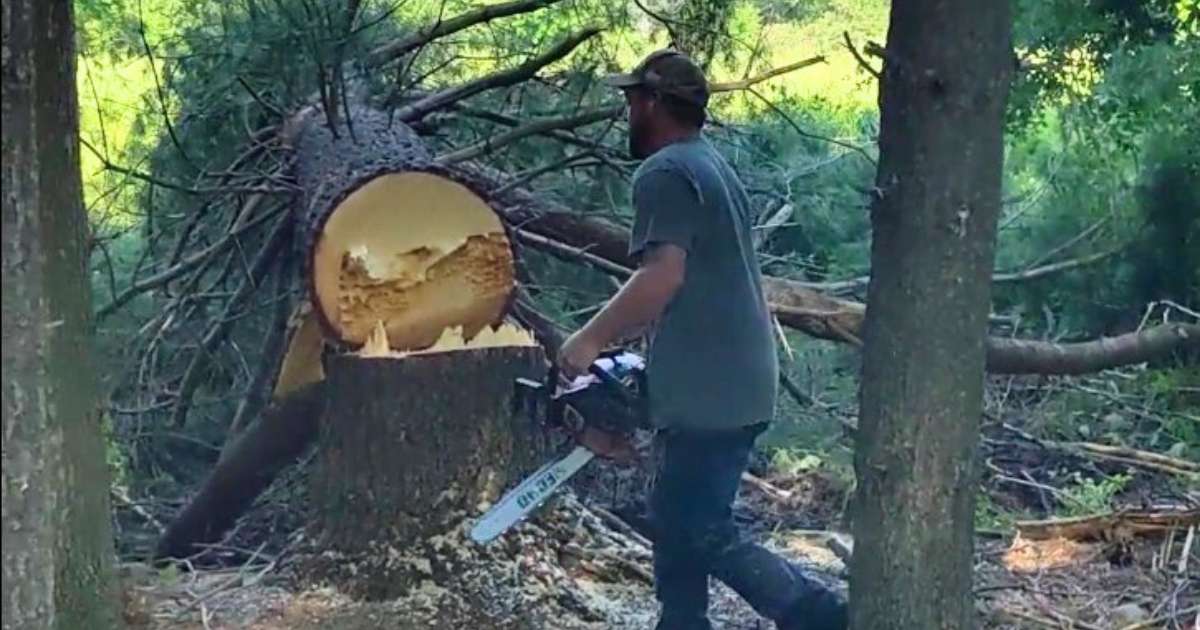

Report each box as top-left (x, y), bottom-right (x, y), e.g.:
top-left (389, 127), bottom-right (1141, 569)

top-left (435, 106), bottom-right (621, 164)
top-left (366, 0), bottom-right (565, 67)
top-left (95, 202), bottom-right (287, 321)
top-left (170, 213), bottom-right (293, 428)
top-left (388, 27), bottom-right (602, 122)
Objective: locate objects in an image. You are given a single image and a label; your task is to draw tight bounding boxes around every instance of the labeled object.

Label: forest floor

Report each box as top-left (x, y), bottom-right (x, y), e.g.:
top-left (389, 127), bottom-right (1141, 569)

top-left (116, 372), bottom-right (1198, 629)
top-left (120, 463), bottom-right (1197, 630)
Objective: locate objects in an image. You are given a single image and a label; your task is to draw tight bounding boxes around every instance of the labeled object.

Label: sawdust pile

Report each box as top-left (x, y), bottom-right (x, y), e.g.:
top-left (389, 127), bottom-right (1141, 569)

top-left (285, 490), bottom-right (665, 629)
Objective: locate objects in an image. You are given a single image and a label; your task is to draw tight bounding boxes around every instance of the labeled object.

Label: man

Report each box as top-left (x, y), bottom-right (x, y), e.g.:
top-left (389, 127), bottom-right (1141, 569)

top-left (556, 49), bottom-right (849, 630)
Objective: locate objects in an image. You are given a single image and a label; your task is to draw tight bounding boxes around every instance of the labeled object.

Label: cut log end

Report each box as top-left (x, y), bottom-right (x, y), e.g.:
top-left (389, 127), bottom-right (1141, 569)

top-left (310, 170), bottom-right (516, 351)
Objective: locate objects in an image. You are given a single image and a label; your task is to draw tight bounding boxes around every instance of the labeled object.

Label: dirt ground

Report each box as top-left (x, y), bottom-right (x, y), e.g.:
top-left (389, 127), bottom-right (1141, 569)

top-left (122, 467), bottom-right (1198, 630)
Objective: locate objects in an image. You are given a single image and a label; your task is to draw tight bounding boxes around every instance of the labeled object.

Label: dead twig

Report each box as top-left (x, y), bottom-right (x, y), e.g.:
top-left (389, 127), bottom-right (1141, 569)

top-left (589, 505), bottom-right (652, 549)
top-left (170, 213), bottom-right (293, 428)
top-left (843, 32), bottom-right (880, 79)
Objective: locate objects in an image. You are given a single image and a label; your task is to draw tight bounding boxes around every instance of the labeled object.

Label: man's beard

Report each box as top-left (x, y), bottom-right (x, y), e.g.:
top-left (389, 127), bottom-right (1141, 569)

top-left (628, 117), bottom-right (652, 159)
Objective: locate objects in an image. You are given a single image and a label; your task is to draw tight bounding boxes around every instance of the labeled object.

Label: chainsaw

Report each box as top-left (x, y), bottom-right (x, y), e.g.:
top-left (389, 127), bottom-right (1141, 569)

top-left (469, 349), bottom-right (650, 543)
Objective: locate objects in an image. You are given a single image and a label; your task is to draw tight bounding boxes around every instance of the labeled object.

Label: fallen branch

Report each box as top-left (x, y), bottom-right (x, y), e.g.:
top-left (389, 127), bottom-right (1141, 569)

top-left (490, 173), bottom-right (1200, 374)
top-left (366, 0), bottom-right (565, 67)
top-left (514, 229), bottom-right (632, 278)
top-left (993, 246), bottom-right (1124, 283)
top-left (1015, 508), bottom-right (1200, 542)
top-left (985, 323), bottom-right (1200, 375)
top-left (389, 27), bottom-right (602, 122)
top-left (1065, 441), bottom-right (1200, 478)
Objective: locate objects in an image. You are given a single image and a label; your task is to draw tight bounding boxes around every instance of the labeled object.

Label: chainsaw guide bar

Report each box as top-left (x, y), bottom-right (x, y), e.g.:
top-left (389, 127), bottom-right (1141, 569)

top-left (469, 351), bottom-right (649, 544)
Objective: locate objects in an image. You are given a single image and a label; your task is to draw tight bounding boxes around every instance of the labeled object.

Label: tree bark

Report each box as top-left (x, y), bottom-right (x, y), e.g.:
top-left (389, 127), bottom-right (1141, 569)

top-left (310, 347), bottom-right (546, 570)
top-left (2, 0), bottom-right (121, 627)
top-left (848, 2), bottom-right (1013, 629)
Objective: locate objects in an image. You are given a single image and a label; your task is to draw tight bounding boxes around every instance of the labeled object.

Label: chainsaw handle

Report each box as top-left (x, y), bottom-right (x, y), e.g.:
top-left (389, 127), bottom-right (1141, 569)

top-left (588, 363), bottom-right (636, 404)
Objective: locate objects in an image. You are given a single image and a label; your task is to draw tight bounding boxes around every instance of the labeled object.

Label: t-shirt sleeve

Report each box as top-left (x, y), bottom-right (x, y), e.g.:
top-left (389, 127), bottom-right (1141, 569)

top-left (628, 166), bottom-right (703, 259)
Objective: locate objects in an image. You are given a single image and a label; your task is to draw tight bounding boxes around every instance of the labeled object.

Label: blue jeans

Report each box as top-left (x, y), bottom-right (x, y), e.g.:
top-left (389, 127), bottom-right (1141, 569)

top-left (649, 423), bottom-right (847, 630)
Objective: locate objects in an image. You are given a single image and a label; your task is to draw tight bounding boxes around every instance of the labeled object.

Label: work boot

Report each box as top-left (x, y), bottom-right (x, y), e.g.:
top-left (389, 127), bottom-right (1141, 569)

top-left (773, 584), bottom-right (848, 630)
top-left (655, 610), bottom-right (714, 630)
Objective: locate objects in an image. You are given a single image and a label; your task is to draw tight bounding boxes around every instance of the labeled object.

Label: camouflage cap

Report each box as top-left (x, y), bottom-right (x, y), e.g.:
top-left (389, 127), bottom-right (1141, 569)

top-left (604, 48), bottom-right (709, 109)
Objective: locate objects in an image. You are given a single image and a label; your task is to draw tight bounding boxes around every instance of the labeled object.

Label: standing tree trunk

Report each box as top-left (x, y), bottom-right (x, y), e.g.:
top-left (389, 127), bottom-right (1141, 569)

top-left (2, 1), bottom-right (122, 628)
top-left (848, 2), bottom-right (1013, 629)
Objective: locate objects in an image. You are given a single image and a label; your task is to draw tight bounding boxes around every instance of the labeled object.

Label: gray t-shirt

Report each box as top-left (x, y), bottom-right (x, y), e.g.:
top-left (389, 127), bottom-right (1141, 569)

top-left (629, 134), bottom-right (778, 431)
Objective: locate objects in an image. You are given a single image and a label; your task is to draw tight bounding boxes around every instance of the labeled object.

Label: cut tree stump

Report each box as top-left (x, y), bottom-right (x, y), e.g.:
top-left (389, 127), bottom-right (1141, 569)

top-left (310, 345), bottom-right (547, 556)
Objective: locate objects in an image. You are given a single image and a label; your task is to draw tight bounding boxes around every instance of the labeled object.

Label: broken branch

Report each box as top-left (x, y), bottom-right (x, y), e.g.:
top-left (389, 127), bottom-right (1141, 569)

top-left (1015, 508), bottom-right (1200, 542)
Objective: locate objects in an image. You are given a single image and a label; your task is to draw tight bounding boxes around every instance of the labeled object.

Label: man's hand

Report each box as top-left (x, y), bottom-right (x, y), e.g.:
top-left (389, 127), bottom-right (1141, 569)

top-left (558, 329), bottom-right (603, 380)
top-left (577, 426), bottom-right (637, 464)
top-left (556, 242), bottom-right (686, 379)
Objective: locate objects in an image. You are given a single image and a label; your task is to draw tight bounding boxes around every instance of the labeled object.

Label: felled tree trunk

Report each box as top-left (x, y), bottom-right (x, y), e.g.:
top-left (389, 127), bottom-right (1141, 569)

top-left (310, 347), bottom-right (545, 566)
top-left (299, 103), bottom-right (547, 557)
top-left (290, 104), bottom-right (516, 353)
top-left (156, 103), bottom-right (538, 563)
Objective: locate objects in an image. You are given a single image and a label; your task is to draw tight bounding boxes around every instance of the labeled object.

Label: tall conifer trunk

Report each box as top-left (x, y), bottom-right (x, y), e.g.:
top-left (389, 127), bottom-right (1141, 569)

top-left (849, 2), bottom-right (1014, 628)
top-left (3, 1), bottom-right (122, 627)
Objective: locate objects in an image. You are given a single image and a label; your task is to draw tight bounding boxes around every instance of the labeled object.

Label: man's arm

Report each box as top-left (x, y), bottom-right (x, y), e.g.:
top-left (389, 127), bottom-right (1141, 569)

top-left (557, 243), bottom-right (686, 377)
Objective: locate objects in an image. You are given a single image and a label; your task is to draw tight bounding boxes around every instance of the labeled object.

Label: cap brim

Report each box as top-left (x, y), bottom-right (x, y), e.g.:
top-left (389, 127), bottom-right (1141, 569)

top-left (604, 73), bottom-right (643, 88)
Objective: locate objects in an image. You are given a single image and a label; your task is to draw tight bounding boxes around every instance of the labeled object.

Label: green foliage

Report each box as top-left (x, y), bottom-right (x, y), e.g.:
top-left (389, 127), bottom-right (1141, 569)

top-left (74, 0), bottom-right (1197, 505)
top-left (1058, 472), bottom-right (1132, 517)
top-left (975, 492), bottom-right (1022, 532)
